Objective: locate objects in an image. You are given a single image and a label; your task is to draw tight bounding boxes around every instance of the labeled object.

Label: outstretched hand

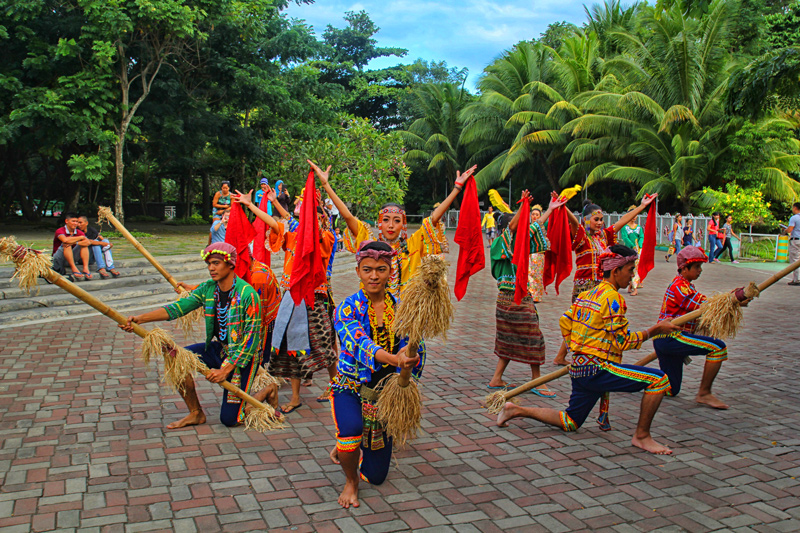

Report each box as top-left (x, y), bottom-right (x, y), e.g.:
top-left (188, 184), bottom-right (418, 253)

top-left (519, 189), bottom-right (533, 203)
top-left (641, 193), bottom-right (658, 206)
top-left (455, 165), bottom-right (478, 187)
top-left (233, 189), bottom-right (254, 207)
top-left (307, 160), bottom-right (331, 186)
top-left (548, 191), bottom-right (568, 210)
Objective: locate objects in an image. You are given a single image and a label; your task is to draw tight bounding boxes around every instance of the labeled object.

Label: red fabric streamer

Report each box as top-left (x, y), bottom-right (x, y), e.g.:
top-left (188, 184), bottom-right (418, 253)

top-left (637, 200), bottom-right (657, 283)
top-left (453, 176), bottom-right (485, 301)
top-left (289, 170), bottom-right (326, 306)
top-left (512, 196), bottom-right (531, 304)
top-left (252, 191), bottom-right (271, 267)
top-left (543, 206), bottom-right (572, 295)
top-left (225, 203), bottom-right (256, 284)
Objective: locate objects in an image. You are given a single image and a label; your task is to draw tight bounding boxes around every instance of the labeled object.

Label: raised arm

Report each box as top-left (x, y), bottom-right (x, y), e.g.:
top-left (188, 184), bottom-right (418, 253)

top-left (508, 190), bottom-right (533, 231)
top-left (430, 165), bottom-right (477, 225)
top-left (536, 192), bottom-right (568, 226)
top-left (613, 194), bottom-right (657, 233)
top-left (309, 160), bottom-right (361, 237)
top-left (233, 189), bottom-right (279, 231)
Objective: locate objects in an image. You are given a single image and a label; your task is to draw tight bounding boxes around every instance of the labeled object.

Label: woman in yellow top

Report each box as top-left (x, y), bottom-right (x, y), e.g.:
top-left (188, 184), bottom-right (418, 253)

top-left (481, 206), bottom-right (497, 247)
top-left (309, 160), bottom-right (477, 297)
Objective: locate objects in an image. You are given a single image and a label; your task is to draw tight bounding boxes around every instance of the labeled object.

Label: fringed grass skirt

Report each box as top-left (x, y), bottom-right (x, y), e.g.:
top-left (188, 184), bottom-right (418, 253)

top-left (494, 291), bottom-right (545, 365)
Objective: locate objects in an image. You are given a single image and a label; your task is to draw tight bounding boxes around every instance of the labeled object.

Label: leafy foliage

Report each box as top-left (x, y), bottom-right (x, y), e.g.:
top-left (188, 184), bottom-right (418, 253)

top-left (698, 183), bottom-right (776, 229)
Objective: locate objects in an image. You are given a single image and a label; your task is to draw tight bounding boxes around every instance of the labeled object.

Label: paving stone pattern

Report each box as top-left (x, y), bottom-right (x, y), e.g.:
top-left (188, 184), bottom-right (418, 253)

top-left (0, 245), bottom-right (798, 532)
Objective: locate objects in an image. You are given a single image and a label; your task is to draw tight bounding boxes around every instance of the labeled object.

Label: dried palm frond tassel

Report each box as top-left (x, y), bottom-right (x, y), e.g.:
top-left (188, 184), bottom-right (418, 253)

top-left (0, 237), bottom-right (51, 295)
top-left (140, 327), bottom-right (175, 366)
top-left (374, 372), bottom-right (422, 448)
top-left (378, 256), bottom-right (455, 447)
top-left (251, 366), bottom-right (284, 392)
top-left (484, 390), bottom-right (520, 415)
top-left (697, 282), bottom-right (760, 340)
top-left (97, 206), bottom-right (114, 225)
top-left (393, 256), bottom-right (454, 341)
top-left (244, 406), bottom-right (286, 432)
top-left (140, 328), bottom-right (205, 392)
top-left (175, 289), bottom-right (203, 338)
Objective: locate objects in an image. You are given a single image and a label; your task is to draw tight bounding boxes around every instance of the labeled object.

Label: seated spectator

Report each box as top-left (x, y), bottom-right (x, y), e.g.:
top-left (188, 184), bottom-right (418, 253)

top-left (77, 215), bottom-right (120, 279)
top-left (210, 210), bottom-right (229, 244)
top-left (52, 213), bottom-right (91, 281)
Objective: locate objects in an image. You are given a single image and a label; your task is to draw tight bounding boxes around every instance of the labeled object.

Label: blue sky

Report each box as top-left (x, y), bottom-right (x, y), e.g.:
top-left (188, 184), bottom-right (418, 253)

top-left (286, 0), bottom-right (592, 91)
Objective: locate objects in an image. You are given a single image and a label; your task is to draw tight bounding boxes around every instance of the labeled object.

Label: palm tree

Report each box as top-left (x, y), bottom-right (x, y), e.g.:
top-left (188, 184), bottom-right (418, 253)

top-left (560, 1), bottom-right (737, 211)
top-left (396, 83), bottom-right (473, 194)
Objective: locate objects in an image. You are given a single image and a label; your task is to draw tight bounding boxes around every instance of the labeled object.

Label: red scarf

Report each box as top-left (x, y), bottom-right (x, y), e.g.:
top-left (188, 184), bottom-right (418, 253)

top-left (512, 196), bottom-right (531, 304)
top-left (225, 203), bottom-right (256, 284)
top-left (252, 191), bottom-right (271, 267)
top-left (637, 200), bottom-right (657, 283)
top-left (289, 170), bottom-right (326, 306)
top-left (543, 205), bottom-right (572, 295)
top-left (453, 176), bottom-right (484, 300)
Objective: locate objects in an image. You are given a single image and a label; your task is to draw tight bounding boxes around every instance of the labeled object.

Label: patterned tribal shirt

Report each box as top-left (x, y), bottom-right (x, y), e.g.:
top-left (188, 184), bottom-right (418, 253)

top-left (573, 225), bottom-right (617, 282)
top-left (658, 275), bottom-right (707, 334)
top-left (559, 281), bottom-right (645, 363)
top-left (490, 222), bottom-right (550, 292)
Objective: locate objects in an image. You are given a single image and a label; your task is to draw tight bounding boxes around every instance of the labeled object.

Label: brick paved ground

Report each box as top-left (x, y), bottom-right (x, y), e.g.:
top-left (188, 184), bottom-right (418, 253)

top-left (1, 242), bottom-right (799, 532)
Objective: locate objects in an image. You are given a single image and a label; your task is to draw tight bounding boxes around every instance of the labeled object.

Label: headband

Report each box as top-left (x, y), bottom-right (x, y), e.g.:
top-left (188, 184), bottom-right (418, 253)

top-left (356, 240), bottom-right (397, 266)
top-left (201, 242), bottom-right (237, 267)
top-left (599, 249), bottom-right (638, 272)
top-left (676, 246), bottom-right (708, 271)
top-left (379, 205), bottom-right (405, 217)
top-left (584, 209), bottom-right (602, 221)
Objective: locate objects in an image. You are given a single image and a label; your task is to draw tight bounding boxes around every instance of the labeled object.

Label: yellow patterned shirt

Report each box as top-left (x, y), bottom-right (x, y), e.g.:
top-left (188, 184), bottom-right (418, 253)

top-left (344, 217), bottom-right (448, 298)
top-left (559, 281), bottom-right (645, 363)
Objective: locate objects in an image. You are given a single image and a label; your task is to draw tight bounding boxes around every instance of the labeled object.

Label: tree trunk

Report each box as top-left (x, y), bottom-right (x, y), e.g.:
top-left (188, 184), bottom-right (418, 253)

top-left (15, 164), bottom-right (37, 221)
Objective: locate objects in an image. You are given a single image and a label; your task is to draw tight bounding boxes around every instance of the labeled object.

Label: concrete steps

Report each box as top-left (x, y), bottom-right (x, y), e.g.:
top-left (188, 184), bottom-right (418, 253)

top-left (0, 252), bottom-right (356, 328)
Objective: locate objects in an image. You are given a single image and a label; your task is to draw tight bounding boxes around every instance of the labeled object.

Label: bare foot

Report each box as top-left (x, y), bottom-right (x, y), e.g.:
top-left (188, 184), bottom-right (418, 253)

top-left (497, 402), bottom-right (521, 428)
top-left (695, 392), bottom-right (729, 410)
top-left (488, 380), bottom-right (509, 388)
top-left (338, 481), bottom-right (360, 509)
top-left (552, 356), bottom-right (568, 366)
top-left (630, 288), bottom-right (638, 296)
top-left (329, 446), bottom-right (340, 465)
top-left (631, 435), bottom-right (673, 455)
top-left (166, 410), bottom-right (205, 429)
top-left (302, 379), bottom-right (312, 387)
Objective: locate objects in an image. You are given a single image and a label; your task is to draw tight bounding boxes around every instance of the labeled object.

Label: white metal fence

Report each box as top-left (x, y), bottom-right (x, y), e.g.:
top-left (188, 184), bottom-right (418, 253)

top-left (738, 233), bottom-right (779, 261)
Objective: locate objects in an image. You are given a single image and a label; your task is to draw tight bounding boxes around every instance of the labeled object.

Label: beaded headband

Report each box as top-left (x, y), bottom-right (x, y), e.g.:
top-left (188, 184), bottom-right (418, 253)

top-left (201, 243), bottom-right (237, 267)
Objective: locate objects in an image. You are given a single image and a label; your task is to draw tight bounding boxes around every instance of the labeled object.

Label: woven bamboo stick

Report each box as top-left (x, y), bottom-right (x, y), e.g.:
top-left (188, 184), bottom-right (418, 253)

top-left (484, 257), bottom-right (800, 413)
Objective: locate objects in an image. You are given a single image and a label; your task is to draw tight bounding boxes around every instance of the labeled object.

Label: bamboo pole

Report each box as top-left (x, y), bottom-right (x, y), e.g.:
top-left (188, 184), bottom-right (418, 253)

top-left (484, 257), bottom-right (800, 413)
top-left (0, 238), bottom-right (283, 430)
top-left (98, 206), bottom-right (178, 288)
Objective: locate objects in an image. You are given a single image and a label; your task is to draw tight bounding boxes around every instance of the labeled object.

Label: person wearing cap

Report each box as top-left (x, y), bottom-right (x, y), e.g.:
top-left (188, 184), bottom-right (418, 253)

top-left (653, 246), bottom-right (733, 410)
top-left (119, 243), bottom-right (270, 429)
top-left (497, 244), bottom-right (680, 455)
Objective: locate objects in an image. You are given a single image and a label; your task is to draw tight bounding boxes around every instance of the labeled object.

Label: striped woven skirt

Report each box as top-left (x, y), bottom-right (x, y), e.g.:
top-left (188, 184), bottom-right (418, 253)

top-left (267, 292), bottom-right (338, 379)
top-left (494, 291), bottom-right (545, 365)
top-left (571, 278), bottom-right (601, 303)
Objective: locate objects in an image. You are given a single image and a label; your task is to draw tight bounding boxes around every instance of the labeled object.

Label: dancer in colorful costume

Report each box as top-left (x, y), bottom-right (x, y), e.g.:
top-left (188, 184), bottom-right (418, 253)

top-left (619, 205), bottom-right (644, 296)
top-left (653, 246), bottom-right (733, 410)
top-left (527, 204), bottom-right (546, 302)
top-left (233, 184), bottom-right (337, 414)
top-left (120, 243), bottom-right (274, 428)
top-left (497, 245), bottom-right (680, 455)
top-left (310, 160), bottom-right (476, 297)
top-left (330, 240), bottom-right (423, 509)
top-left (488, 193), bottom-right (566, 395)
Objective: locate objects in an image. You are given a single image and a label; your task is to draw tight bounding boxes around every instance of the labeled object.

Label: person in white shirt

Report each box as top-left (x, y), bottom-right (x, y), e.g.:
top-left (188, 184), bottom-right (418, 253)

top-left (784, 202), bottom-right (800, 285)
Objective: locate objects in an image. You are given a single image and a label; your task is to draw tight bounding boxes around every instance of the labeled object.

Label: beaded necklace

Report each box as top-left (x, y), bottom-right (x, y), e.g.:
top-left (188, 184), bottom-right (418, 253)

top-left (214, 285), bottom-right (231, 343)
top-left (367, 292), bottom-right (395, 353)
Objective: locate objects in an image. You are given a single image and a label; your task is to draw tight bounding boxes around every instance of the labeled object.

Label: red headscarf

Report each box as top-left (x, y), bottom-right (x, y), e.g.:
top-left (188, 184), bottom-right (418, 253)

top-left (512, 196), bottom-right (531, 304)
top-left (454, 176), bottom-right (485, 300)
top-left (637, 199), bottom-right (657, 283)
top-left (289, 169), bottom-right (326, 306)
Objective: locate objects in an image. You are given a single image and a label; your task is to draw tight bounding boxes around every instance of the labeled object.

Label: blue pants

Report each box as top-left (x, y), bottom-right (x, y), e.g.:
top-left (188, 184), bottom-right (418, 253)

top-left (561, 359), bottom-right (669, 431)
top-left (185, 341), bottom-right (254, 427)
top-left (331, 388), bottom-right (392, 485)
top-left (87, 238), bottom-right (114, 270)
top-left (653, 332), bottom-right (727, 396)
top-left (707, 235), bottom-right (721, 261)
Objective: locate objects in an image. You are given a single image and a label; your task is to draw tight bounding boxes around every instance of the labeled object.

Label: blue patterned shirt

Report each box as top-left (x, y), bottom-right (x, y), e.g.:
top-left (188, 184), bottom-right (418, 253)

top-left (334, 290), bottom-right (425, 384)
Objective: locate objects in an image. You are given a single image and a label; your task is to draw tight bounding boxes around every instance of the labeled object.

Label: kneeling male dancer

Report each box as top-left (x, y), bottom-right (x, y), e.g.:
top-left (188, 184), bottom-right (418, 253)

top-left (498, 244), bottom-right (680, 455)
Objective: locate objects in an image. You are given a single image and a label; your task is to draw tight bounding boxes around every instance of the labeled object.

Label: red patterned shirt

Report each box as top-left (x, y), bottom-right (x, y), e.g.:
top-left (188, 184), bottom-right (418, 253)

top-left (658, 275), bottom-right (707, 333)
top-left (573, 225), bottom-right (617, 282)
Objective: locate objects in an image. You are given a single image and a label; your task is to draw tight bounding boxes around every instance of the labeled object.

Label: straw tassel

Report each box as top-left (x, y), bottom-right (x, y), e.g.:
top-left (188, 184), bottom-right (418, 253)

top-left (0, 237), bottom-right (52, 295)
top-left (377, 256), bottom-right (454, 447)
